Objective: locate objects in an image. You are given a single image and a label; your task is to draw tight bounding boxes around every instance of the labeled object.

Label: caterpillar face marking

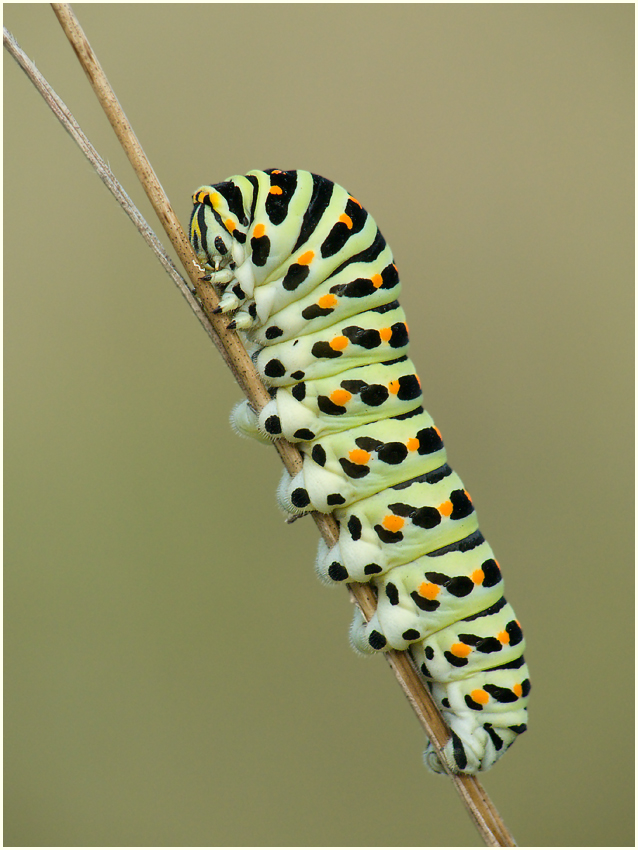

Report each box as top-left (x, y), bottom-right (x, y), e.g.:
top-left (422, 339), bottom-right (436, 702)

top-left (190, 169), bottom-right (529, 775)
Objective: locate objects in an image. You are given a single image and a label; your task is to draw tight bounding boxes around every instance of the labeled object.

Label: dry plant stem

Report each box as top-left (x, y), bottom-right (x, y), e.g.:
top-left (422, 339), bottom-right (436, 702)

top-left (8, 6), bottom-right (516, 846)
top-left (1, 27), bottom-right (233, 367)
top-left (48, 4), bottom-right (255, 400)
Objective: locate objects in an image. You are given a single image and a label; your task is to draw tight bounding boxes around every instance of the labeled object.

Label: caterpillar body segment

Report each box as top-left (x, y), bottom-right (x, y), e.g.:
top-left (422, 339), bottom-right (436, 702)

top-left (345, 537), bottom-right (505, 652)
top-left (278, 411), bottom-right (448, 515)
top-left (190, 168), bottom-right (529, 774)
top-left (316, 469), bottom-right (479, 580)
top-left (233, 355), bottom-right (423, 444)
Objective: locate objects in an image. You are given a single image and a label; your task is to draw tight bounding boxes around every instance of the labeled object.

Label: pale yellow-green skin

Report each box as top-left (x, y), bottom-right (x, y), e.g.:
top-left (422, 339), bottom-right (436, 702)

top-left (190, 169), bottom-right (530, 774)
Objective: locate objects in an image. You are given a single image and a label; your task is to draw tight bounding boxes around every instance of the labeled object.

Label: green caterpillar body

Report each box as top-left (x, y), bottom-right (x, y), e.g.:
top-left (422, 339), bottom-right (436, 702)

top-left (189, 168), bottom-right (530, 774)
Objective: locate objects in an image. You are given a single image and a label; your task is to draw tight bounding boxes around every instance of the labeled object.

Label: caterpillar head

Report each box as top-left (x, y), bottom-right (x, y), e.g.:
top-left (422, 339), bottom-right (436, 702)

top-left (190, 186), bottom-right (245, 273)
top-left (190, 185), bottom-right (258, 322)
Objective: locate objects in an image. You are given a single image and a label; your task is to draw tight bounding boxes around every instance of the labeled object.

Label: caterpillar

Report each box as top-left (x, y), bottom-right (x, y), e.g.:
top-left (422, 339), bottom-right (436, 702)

top-left (189, 169), bottom-right (530, 774)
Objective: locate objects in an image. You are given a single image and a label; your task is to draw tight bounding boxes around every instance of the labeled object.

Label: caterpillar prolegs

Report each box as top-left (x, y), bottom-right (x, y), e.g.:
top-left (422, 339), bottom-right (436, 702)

top-left (189, 169), bottom-right (530, 774)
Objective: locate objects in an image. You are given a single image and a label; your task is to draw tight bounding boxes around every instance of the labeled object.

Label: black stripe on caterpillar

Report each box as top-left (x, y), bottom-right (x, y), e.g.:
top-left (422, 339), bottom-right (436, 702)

top-left (190, 169), bottom-right (530, 774)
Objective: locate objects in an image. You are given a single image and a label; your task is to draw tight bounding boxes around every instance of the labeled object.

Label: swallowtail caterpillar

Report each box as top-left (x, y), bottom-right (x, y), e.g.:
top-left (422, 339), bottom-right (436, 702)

top-left (189, 169), bottom-right (530, 774)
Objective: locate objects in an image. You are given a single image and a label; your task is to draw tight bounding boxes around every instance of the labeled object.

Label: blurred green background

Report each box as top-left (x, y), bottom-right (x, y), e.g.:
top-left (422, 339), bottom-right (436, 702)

top-left (4, 4), bottom-right (633, 847)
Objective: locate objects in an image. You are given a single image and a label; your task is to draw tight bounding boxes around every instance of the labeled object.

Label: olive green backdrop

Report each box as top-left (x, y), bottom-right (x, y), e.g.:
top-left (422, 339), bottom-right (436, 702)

top-left (4, 4), bottom-right (633, 847)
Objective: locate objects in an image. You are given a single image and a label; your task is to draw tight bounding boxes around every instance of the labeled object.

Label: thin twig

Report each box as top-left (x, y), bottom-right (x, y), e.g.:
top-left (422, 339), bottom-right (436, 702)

top-left (6, 8), bottom-right (517, 846)
top-left (2, 25), bottom-right (232, 372)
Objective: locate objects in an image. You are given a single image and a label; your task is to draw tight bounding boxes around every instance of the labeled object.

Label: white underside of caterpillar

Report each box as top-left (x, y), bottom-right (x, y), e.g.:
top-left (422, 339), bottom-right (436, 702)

top-left (189, 169), bottom-right (530, 774)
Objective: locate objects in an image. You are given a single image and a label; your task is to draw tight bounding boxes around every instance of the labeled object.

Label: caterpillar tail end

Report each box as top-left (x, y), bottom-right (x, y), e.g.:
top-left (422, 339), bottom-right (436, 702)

top-left (423, 722), bottom-right (518, 775)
